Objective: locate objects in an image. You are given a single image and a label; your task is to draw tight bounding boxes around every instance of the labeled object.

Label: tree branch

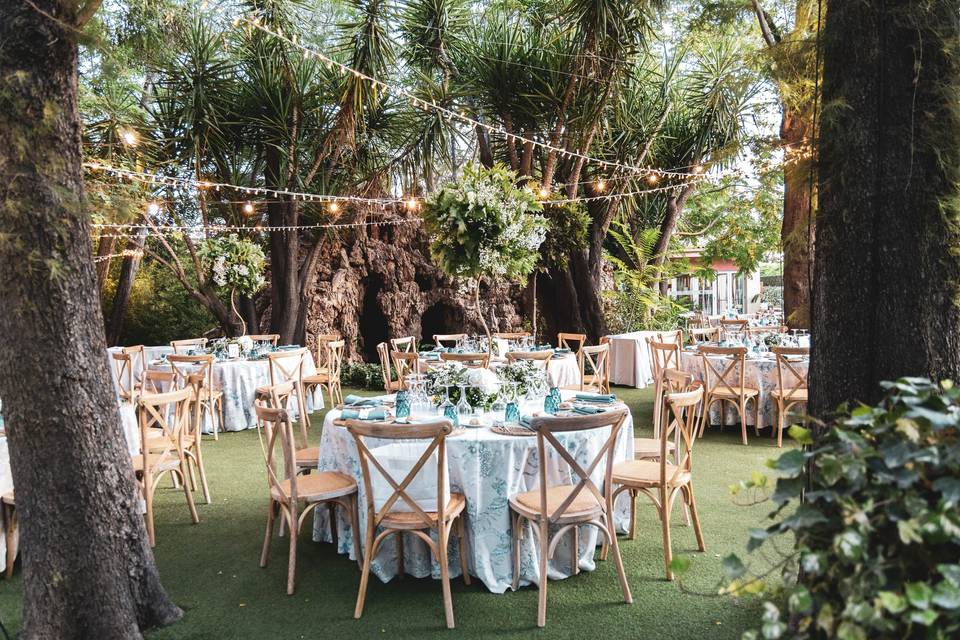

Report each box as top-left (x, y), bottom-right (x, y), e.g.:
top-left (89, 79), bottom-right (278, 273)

top-left (751, 1), bottom-right (779, 48)
top-left (75, 0), bottom-right (102, 27)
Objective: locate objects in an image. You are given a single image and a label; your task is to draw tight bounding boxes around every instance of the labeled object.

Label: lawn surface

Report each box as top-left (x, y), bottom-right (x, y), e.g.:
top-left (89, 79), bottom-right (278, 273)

top-left (0, 386), bottom-right (786, 639)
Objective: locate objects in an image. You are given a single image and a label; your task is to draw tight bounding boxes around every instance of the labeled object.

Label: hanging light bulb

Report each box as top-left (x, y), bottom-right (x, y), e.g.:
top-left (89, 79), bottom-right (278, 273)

top-left (147, 202), bottom-right (161, 216)
top-left (406, 197), bottom-right (418, 211)
top-left (120, 130), bottom-right (138, 147)
top-left (692, 164), bottom-right (705, 174)
top-left (328, 201), bottom-right (340, 214)
top-left (242, 202), bottom-right (255, 216)
top-left (538, 187), bottom-right (550, 199)
top-left (646, 172), bottom-right (660, 185)
top-left (595, 179), bottom-right (607, 192)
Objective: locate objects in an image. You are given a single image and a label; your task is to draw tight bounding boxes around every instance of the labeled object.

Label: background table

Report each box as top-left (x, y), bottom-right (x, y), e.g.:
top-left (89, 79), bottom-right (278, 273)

top-left (606, 331), bottom-right (662, 388)
top-left (679, 350), bottom-right (809, 427)
top-left (312, 393), bottom-right (633, 593)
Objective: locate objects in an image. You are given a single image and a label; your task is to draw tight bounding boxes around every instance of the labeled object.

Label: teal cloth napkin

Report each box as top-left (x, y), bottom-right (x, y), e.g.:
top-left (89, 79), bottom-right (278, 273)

top-left (276, 344), bottom-right (301, 351)
top-left (343, 395), bottom-right (381, 407)
top-left (555, 347), bottom-right (571, 354)
top-left (340, 407), bottom-right (387, 421)
top-left (519, 415), bottom-right (535, 429)
top-left (575, 393), bottom-right (617, 404)
top-left (573, 405), bottom-right (607, 415)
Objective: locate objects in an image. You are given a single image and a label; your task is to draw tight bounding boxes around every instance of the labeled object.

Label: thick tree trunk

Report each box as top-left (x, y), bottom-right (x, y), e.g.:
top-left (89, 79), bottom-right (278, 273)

top-left (106, 229), bottom-right (147, 345)
top-left (781, 109), bottom-right (814, 328)
top-left (0, 1), bottom-right (182, 637)
top-left (651, 183), bottom-right (695, 295)
top-left (94, 234), bottom-right (117, 290)
top-left (810, 0), bottom-right (960, 416)
top-left (266, 146), bottom-right (300, 343)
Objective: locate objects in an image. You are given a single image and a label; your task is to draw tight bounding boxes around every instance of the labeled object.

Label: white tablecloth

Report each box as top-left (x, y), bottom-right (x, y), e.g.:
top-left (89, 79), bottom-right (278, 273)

top-left (312, 392), bottom-right (633, 593)
top-left (606, 331), bottom-right (662, 388)
top-left (679, 351), bottom-right (809, 427)
top-left (148, 354), bottom-right (323, 432)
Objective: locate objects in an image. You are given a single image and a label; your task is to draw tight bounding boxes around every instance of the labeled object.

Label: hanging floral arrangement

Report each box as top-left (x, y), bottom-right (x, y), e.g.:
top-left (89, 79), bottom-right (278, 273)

top-left (197, 234), bottom-right (267, 334)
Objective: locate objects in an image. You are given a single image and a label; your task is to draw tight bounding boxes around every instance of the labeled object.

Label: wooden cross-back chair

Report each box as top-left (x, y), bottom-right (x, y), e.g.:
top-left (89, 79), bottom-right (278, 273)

top-left (647, 339), bottom-right (682, 438)
top-left (440, 352), bottom-right (489, 369)
top-left (247, 334), bottom-right (280, 347)
top-left (256, 405), bottom-right (360, 595)
top-left (433, 333), bottom-right (467, 348)
top-left (377, 342), bottom-right (401, 392)
top-left (312, 333), bottom-right (340, 370)
top-left (166, 354), bottom-right (224, 439)
top-left (746, 325), bottom-right (787, 337)
top-left (634, 368), bottom-right (695, 462)
top-left (657, 330), bottom-right (683, 345)
top-left (254, 381), bottom-right (319, 474)
top-left (686, 327), bottom-right (720, 346)
top-left (494, 331), bottom-right (531, 340)
top-left (771, 347), bottom-right (809, 447)
top-left (578, 344), bottom-right (610, 394)
top-left (687, 312), bottom-right (708, 329)
top-left (508, 408), bottom-right (633, 627)
top-left (699, 346), bottom-right (759, 445)
top-left (111, 345), bottom-right (146, 404)
top-left (170, 338), bottom-right (207, 354)
top-left (506, 350), bottom-right (553, 371)
top-left (182, 373), bottom-right (212, 504)
top-left (718, 318), bottom-right (748, 340)
top-left (611, 386), bottom-right (706, 580)
top-left (557, 332), bottom-right (587, 354)
top-left (304, 340), bottom-right (344, 406)
top-left (390, 336), bottom-right (417, 353)
top-left (345, 419), bottom-right (470, 629)
top-left (391, 351), bottom-right (421, 389)
top-left (135, 387), bottom-right (200, 546)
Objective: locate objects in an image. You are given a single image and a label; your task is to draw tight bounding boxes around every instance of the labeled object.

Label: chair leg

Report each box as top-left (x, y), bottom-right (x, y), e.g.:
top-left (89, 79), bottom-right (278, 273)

top-left (457, 516), bottom-right (471, 585)
top-left (328, 503), bottom-right (339, 549)
top-left (186, 451), bottom-right (198, 491)
top-left (195, 446), bottom-right (212, 504)
top-left (739, 399), bottom-right (749, 445)
top-left (354, 525), bottom-right (375, 619)
top-left (511, 511), bottom-right (522, 591)
top-left (776, 402), bottom-right (784, 448)
top-left (286, 508), bottom-right (298, 595)
top-left (143, 474), bottom-right (156, 547)
top-left (686, 483), bottom-right (706, 552)
top-left (571, 525), bottom-right (579, 576)
top-left (661, 488), bottom-right (674, 580)
top-left (536, 520), bottom-right (549, 628)
top-left (605, 510), bottom-right (633, 604)
top-left (628, 489), bottom-right (637, 540)
top-left (260, 499), bottom-right (275, 568)
top-left (753, 397), bottom-right (761, 438)
top-left (180, 460), bottom-right (200, 524)
top-left (438, 526), bottom-right (455, 629)
top-left (698, 396), bottom-right (710, 438)
top-left (349, 496), bottom-right (362, 567)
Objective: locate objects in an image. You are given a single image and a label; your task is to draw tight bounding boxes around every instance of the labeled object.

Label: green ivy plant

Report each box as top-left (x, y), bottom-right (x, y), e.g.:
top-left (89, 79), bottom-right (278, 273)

top-left (686, 378), bottom-right (960, 640)
top-left (197, 234), bottom-right (267, 333)
top-left (422, 162), bottom-right (546, 353)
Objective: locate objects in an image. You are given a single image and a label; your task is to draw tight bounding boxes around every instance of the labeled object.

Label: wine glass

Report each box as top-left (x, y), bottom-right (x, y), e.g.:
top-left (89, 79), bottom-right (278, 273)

top-left (456, 383), bottom-right (473, 421)
top-left (439, 384), bottom-right (457, 426)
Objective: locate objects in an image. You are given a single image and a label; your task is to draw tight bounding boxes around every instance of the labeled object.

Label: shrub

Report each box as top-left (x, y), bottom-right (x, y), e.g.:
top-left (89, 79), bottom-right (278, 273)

top-left (340, 362), bottom-right (385, 391)
top-left (720, 378), bottom-right (960, 639)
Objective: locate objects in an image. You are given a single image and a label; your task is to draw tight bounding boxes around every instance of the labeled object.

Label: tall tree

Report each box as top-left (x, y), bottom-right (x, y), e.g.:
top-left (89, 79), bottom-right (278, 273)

top-left (809, 0), bottom-right (960, 415)
top-left (0, 1), bottom-right (181, 637)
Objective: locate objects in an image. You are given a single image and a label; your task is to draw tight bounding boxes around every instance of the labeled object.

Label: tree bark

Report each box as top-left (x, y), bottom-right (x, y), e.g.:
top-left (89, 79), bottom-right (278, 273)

top-left (0, 1), bottom-right (182, 637)
top-left (781, 109), bottom-right (814, 328)
top-left (266, 145), bottom-right (300, 344)
top-left (650, 182), bottom-right (696, 294)
top-left (106, 229), bottom-right (147, 345)
top-left (94, 234), bottom-right (117, 290)
top-left (810, 0), bottom-right (960, 416)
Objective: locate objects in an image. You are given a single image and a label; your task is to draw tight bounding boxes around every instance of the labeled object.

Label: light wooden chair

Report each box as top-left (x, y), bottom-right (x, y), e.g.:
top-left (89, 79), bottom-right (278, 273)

top-left (135, 387), bottom-right (201, 546)
top-left (578, 344), bottom-right (610, 393)
top-left (183, 373), bottom-right (213, 504)
top-left (166, 354), bottom-right (224, 439)
top-left (718, 318), bottom-right (748, 340)
top-left (509, 408), bottom-right (633, 627)
top-left (1, 491), bottom-right (15, 579)
top-left (303, 341), bottom-right (345, 406)
top-left (256, 405), bottom-right (360, 595)
top-left (170, 338), bottom-right (208, 354)
top-left (440, 352), bottom-right (489, 368)
top-left (376, 342), bottom-right (402, 392)
top-left (746, 325), bottom-right (787, 337)
top-left (687, 312), bottom-right (708, 329)
top-left (494, 331), bottom-right (531, 340)
top-left (391, 351), bottom-right (422, 389)
top-left (255, 381), bottom-right (320, 475)
top-left (390, 336), bottom-right (417, 353)
top-left (345, 419), bottom-right (470, 629)
top-left (657, 330), bottom-right (683, 345)
top-left (635, 369), bottom-right (694, 461)
top-left (647, 339), bottom-right (682, 439)
top-left (138, 370), bottom-right (176, 396)
top-left (699, 346), bottom-right (760, 445)
top-left (111, 345), bottom-right (146, 404)
top-left (433, 333), bottom-right (467, 348)
top-left (506, 350), bottom-right (553, 370)
top-left (686, 327), bottom-right (720, 346)
top-left (611, 386), bottom-right (706, 580)
top-left (557, 332), bottom-right (587, 354)
top-left (311, 333), bottom-right (340, 371)
top-left (771, 347), bottom-right (809, 447)
top-left (248, 334), bottom-right (280, 346)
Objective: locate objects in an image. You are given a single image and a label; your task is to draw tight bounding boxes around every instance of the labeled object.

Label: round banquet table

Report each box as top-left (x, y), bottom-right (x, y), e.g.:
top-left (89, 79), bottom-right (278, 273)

top-left (418, 352), bottom-right (582, 389)
top-left (679, 350), bottom-right (809, 428)
top-left (148, 354), bottom-right (323, 432)
top-left (311, 392), bottom-right (633, 594)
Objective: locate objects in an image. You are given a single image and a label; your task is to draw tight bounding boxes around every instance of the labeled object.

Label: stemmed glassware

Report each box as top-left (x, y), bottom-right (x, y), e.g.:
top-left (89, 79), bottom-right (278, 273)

top-left (439, 384), bottom-right (457, 426)
top-left (455, 383), bottom-right (473, 422)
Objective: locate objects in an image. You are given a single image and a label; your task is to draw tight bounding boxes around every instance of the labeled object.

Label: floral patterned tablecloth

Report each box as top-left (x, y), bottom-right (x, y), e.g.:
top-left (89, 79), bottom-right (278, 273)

top-left (312, 392), bottom-right (634, 594)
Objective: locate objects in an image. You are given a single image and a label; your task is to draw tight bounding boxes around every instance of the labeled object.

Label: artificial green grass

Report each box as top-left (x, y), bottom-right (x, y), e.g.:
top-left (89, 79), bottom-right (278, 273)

top-left (0, 386), bottom-right (787, 638)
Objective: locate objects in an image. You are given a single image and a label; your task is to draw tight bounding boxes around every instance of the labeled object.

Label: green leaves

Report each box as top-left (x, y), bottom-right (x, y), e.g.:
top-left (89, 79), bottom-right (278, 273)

top-left (766, 448), bottom-right (806, 477)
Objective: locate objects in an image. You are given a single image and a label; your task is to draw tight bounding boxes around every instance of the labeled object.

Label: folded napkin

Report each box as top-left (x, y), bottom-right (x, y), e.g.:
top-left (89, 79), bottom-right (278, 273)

top-left (343, 394), bottom-right (382, 407)
top-left (423, 352), bottom-right (442, 361)
top-left (555, 347), bottom-right (571, 354)
top-left (575, 393), bottom-right (617, 404)
top-left (340, 407), bottom-right (388, 421)
top-left (573, 405), bottom-right (607, 415)
top-left (519, 415), bottom-right (535, 429)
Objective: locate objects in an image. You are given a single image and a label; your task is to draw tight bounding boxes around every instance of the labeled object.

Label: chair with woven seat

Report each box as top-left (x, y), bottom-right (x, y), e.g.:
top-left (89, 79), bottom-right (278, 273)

top-left (311, 333), bottom-right (340, 376)
top-left (699, 346), bottom-right (760, 445)
top-left (634, 369), bottom-right (694, 462)
top-left (611, 386), bottom-right (706, 580)
top-left (247, 334), bottom-right (280, 347)
top-left (111, 345), bottom-right (146, 404)
top-left (345, 419), bottom-right (470, 629)
top-left (557, 332), bottom-right (587, 354)
top-left (377, 342), bottom-right (402, 392)
top-left (506, 350), bottom-right (553, 370)
top-left (433, 333), bottom-right (467, 349)
top-left (578, 344), bottom-right (610, 393)
top-left (390, 336), bottom-right (417, 353)
top-left (256, 405), bottom-right (360, 595)
top-left (167, 354), bottom-right (224, 439)
top-left (771, 346), bottom-right (809, 447)
top-left (509, 407), bottom-right (632, 627)
top-left (647, 339), bottom-right (682, 439)
top-left (258, 381), bottom-right (321, 474)
top-left (170, 337), bottom-right (207, 354)
top-left (391, 351), bottom-right (422, 389)
top-left (304, 340), bottom-right (344, 406)
top-left (135, 387), bottom-right (201, 546)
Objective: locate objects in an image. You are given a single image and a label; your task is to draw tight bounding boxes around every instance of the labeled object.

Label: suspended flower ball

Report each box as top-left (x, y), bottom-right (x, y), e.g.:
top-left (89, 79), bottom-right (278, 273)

top-left (197, 234), bottom-right (268, 296)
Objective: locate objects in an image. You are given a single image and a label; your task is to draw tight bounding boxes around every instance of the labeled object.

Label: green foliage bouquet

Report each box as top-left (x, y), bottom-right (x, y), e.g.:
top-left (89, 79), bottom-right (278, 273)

top-left (198, 234), bottom-right (267, 296)
top-left (715, 378), bottom-right (960, 639)
top-left (497, 359), bottom-right (548, 397)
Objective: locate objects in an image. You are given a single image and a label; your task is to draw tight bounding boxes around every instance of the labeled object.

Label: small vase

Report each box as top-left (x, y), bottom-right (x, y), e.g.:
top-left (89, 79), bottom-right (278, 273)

top-left (395, 390), bottom-right (410, 418)
top-left (443, 403), bottom-right (459, 427)
top-left (505, 401), bottom-right (520, 424)
top-left (544, 387), bottom-right (560, 414)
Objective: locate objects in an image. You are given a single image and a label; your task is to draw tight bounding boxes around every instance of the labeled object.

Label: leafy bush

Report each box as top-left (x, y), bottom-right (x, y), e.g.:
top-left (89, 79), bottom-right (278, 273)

top-left (340, 362), bottom-right (385, 391)
top-left (722, 378), bottom-right (960, 639)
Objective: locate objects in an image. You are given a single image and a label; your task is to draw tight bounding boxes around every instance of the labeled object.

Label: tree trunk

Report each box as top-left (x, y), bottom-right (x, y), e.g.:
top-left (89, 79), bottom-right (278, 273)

top-left (810, 0), bottom-right (960, 417)
top-left (94, 234), bottom-right (117, 290)
top-left (0, 1), bottom-right (182, 637)
top-left (781, 108), bottom-right (814, 328)
top-left (106, 229), bottom-right (147, 345)
top-left (651, 183), bottom-right (696, 294)
top-left (266, 145), bottom-right (300, 344)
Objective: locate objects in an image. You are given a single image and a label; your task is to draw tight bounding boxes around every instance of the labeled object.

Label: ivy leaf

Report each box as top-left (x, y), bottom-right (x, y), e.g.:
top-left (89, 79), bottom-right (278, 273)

top-left (897, 519), bottom-right (923, 544)
top-left (834, 530), bottom-right (864, 561)
top-left (895, 418), bottom-right (921, 443)
top-left (782, 504), bottom-right (827, 531)
top-left (816, 603), bottom-right (834, 634)
top-left (788, 424), bottom-right (813, 445)
top-left (939, 564), bottom-right (960, 587)
top-left (908, 609), bottom-right (938, 626)
top-left (934, 477), bottom-right (960, 508)
top-left (788, 587), bottom-right (813, 614)
top-left (771, 477), bottom-right (803, 505)
top-left (722, 554), bottom-right (746, 580)
top-left (816, 454), bottom-right (843, 486)
top-left (836, 621), bottom-right (866, 640)
top-left (877, 591), bottom-right (907, 614)
top-left (906, 582), bottom-right (933, 609)
top-left (746, 528), bottom-right (770, 552)
top-left (932, 581), bottom-right (960, 610)
top-left (879, 441), bottom-right (913, 468)
top-left (768, 449), bottom-right (806, 477)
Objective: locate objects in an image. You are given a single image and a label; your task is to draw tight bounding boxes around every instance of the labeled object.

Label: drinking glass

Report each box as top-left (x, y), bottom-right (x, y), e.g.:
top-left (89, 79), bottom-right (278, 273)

top-left (456, 384), bottom-right (473, 420)
top-left (439, 384), bottom-right (458, 426)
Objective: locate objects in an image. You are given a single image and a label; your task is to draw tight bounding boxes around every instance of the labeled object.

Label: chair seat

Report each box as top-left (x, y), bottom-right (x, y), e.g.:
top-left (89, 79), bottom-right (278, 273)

top-left (193, 388), bottom-right (222, 402)
top-left (634, 437), bottom-right (676, 459)
top-left (612, 459), bottom-right (690, 487)
top-left (271, 471), bottom-right (357, 503)
top-left (379, 493), bottom-right (466, 530)
top-left (708, 386), bottom-right (759, 399)
top-left (295, 446), bottom-right (320, 468)
top-left (509, 485), bottom-right (601, 520)
top-left (770, 388), bottom-right (808, 402)
top-left (131, 454), bottom-right (180, 475)
top-left (302, 374), bottom-right (333, 386)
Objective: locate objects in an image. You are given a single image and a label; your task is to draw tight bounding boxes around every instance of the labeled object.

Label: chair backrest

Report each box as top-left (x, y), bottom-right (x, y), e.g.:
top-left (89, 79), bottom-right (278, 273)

top-left (657, 330), bottom-right (683, 345)
top-left (647, 339), bottom-right (681, 381)
top-left (140, 370), bottom-right (177, 396)
top-left (661, 368), bottom-right (695, 394)
top-left (137, 387), bottom-right (193, 465)
top-left (266, 348), bottom-right (309, 428)
top-left (719, 318), bottom-right (748, 340)
top-left (319, 340), bottom-right (345, 382)
top-left (660, 386), bottom-right (704, 484)
top-left (111, 345), bottom-right (146, 401)
top-left (527, 408), bottom-right (629, 522)
top-left (377, 342), bottom-right (398, 391)
top-left (494, 331), bottom-right (531, 340)
top-left (771, 346), bottom-right (809, 404)
top-left (255, 405), bottom-right (299, 504)
top-left (166, 354), bottom-right (215, 392)
top-left (391, 351), bottom-right (421, 388)
top-left (686, 327), bottom-right (720, 346)
top-left (699, 346), bottom-right (747, 397)
top-left (390, 336), bottom-right (417, 353)
top-left (687, 312), bottom-right (708, 329)
top-left (248, 334), bottom-right (280, 347)
top-left (185, 373), bottom-right (206, 442)
top-left (170, 338), bottom-right (207, 354)
top-left (580, 344), bottom-right (610, 393)
top-left (313, 333), bottom-right (340, 369)
top-left (440, 352), bottom-right (489, 368)
top-left (746, 325), bottom-right (787, 336)
top-left (506, 350), bottom-right (553, 370)
top-left (434, 333), bottom-right (467, 348)
top-left (345, 419), bottom-right (453, 529)
top-left (557, 332), bottom-right (587, 354)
